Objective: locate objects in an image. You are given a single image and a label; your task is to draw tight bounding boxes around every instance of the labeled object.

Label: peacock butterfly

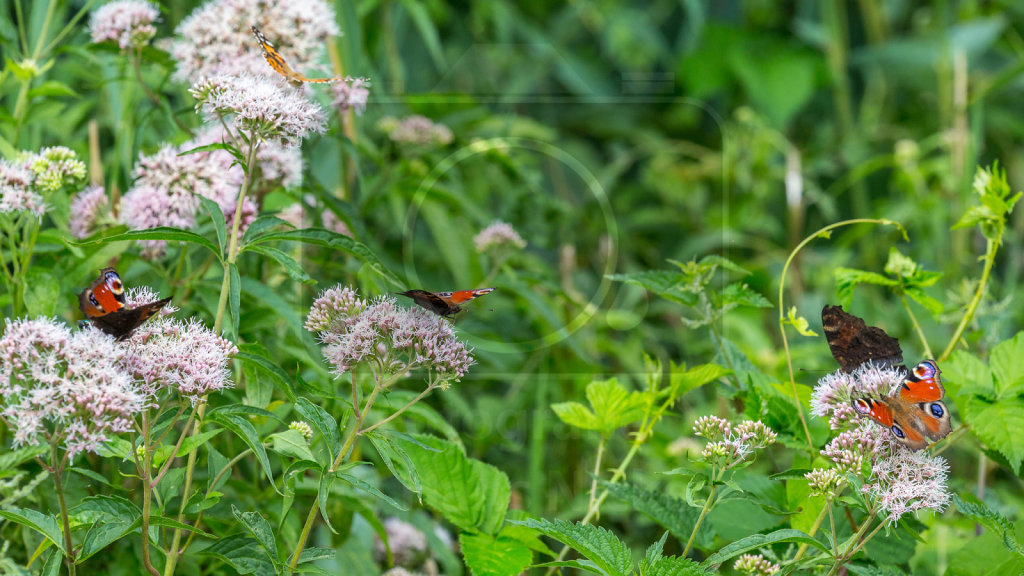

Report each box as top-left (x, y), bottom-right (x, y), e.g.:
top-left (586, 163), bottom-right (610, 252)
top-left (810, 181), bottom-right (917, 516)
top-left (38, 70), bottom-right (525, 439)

top-left (78, 268), bottom-right (171, 340)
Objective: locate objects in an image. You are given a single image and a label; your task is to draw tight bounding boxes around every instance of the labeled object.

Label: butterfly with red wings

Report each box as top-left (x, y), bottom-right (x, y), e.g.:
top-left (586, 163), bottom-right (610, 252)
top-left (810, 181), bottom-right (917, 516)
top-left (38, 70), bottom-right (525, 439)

top-left (397, 288), bottom-right (495, 317)
top-left (78, 268), bottom-right (171, 340)
top-left (822, 305), bottom-right (951, 450)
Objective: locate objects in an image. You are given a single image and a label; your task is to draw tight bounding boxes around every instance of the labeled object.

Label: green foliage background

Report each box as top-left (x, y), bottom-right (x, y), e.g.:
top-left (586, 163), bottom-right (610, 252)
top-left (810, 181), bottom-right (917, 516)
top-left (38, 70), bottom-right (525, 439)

top-left (2, 0), bottom-right (1024, 575)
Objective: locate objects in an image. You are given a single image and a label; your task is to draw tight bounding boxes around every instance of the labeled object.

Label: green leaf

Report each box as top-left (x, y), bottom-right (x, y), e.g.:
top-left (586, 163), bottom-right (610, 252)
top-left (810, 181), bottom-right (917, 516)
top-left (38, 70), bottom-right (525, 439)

top-left (669, 362), bottom-right (730, 399)
top-left (203, 534), bottom-right (277, 576)
top-left (71, 495), bottom-right (140, 524)
top-left (237, 346), bottom-right (297, 402)
top-left (41, 549), bottom-right (62, 576)
top-left (515, 518), bottom-right (631, 576)
top-left (963, 395), bottom-right (1024, 473)
top-left (200, 196), bottom-right (227, 257)
top-left (241, 216), bottom-right (289, 244)
top-left (241, 228), bottom-right (403, 286)
top-left (0, 506), bottom-right (65, 553)
top-left (599, 480), bottom-right (710, 549)
top-left (954, 493), bottom-right (1024, 558)
top-left (71, 227), bottom-right (222, 261)
top-left (366, 431), bottom-right (421, 494)
top-left (396, 434), bottom-right (509, 535)
top-left (176, 429), bottom-right (224, 458)
top-left (834, 267), bottom-right (898, 306)
top-left (990, 332), bottom-right (1024, 398)
top-left (293, 397), bottom-right (342, 457)
top-left (606, 269), bottom-right (696, 307)
top-left (785, 306), bottom-right (817, 337)
top-left (719, 282), bottom-right (771, 309)
top-left (268, 430), bottom-right (316, 462)
top-left (24, 269), bottom-right (59, 317)
top-left (0, 443), bottom-right (46, 470)
top-left (208, 412), bottom-right (276, 489)
top-left (232, 505), bottom-right (279, 563)
top-left (943, 350), bottom-right (994, 399)
top-left (551, 378), bottom-right (647, 433)
top-left (336, 472), bottom-right (407, 511)
top-left (245, 244), bottom-right (315, 284)
top-left (701, 529), bottom-right (827, 568)
top-left (460, 532), bottom-right (533, 576)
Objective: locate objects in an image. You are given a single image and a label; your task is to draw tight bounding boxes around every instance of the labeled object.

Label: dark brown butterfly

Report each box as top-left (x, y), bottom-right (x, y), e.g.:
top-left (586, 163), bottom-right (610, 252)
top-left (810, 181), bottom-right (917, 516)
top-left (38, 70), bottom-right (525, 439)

top-left (78, 268), bottom-right (171, 340)
top-left (822, 305), bottom-right (951, 450)
top-left (397, 288), bottom-right (495, 317)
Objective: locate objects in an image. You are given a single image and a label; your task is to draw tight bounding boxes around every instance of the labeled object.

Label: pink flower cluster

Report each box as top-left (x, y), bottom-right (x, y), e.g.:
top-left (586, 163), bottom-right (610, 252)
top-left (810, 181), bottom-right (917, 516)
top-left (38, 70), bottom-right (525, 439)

top-left (169, 0), bottom-right (338, 83)
top-left (306, 286), bottom-right (474, 384)
top-left (733, 553), bottom-right (780, 576)
top-left (808, 364), bottom-right (951, 523)
top-left (0, 318), bottom-right (145, 460)
top-left (331, 77), bottom-right (370, 116)
top-left (191, 74), bottom-right (327, 146)
top-left (692, 415), bottom-right (776, 468)
top-left (69, 185), bottom-right (110, 239)
top-left (377, 115), bottom-right (453, 147)
top-left (473, 220), bottom-right (527, 253)
top-left (90, 0), bottom-right (160, 51)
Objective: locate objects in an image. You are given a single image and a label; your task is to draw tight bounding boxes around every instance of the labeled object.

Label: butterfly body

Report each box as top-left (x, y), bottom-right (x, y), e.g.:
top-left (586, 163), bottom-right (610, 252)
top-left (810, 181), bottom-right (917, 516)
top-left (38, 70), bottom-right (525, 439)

top-left (251, 25), bottom-right (342, 86)
top-left (397, 288), bottom-right (495, 317)
top-left (79, 268), bottom-right (171, 340)
top-left (822, 305), bottom-right (952, 450)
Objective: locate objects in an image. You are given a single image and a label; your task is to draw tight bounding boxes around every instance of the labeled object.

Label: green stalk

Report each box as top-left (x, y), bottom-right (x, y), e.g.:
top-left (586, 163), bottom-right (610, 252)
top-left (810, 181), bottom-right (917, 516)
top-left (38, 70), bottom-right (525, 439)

top-left (683, 482), bottom-right (717, 557)
top-left (140, 411), bottom-right (160, 576)
top-left (49, 445), bottom-right (75, 576)
top-left (939, 235), bottom-right (999, 361)
top-left (778, 219), bottom-right (906, 452)
top-left (164, 134), bottom-right (259, 576)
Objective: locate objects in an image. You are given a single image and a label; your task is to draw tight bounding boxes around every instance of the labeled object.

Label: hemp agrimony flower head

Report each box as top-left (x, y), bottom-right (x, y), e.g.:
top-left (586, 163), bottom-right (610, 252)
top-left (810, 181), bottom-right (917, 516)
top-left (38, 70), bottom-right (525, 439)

top-left (373, 518), bottom-right (429, 568)
top-left (733, 554), bottom-right (780, 576)
top-left (69, 185), bottom-right (111, 239)
top-left (808, 364), bottom-right (951, 523)
top-left (474, 220), bottom-right (527, 254)
top-left (17, 146), bottom-right (87, 193)
top-left (0, 318), bottom-right (146, 461)
top-left (170, 0), bottom-right (338, 83)
top-left (90, 0), bottom-right (160, 51)
top-left (306, 286), bottom-right (474, 386)
top-left (377, 115), bottom-right (453, 147)
top-left (692, 416), bottom-right (776, 468)
top-left (190, 74), bottom-right (327, 146)
top-left (331, 77), bottom-right (370, 116)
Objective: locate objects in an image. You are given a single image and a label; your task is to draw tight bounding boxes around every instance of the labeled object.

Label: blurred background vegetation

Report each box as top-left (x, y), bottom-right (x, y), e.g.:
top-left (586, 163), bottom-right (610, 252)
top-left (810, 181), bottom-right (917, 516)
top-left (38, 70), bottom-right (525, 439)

top-left (3, 0), bottom-right (1024, 574)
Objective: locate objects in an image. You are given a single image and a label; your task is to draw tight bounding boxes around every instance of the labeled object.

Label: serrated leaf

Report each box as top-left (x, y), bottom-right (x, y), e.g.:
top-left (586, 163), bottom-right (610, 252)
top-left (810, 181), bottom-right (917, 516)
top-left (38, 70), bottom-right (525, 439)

top-left (954, 494), bottom-right (1024, 558)
top-left (203, 534), bottom-right (277, 576)
top-left (176, 429), bottom-right (224, 458)
top-left (246, 244), bottom-right (315, 284)
top-left (336, 472), bottom-right (407, 511)
top-left (515, 518), bottom-right (631, 576)
top-left (232, 505), bottom-right (279, 562)
top-left (669, 362), bottom-right (730, 398)
top-left (200, 196), bottom-right (227, 257)
top-left (963, 396), bottom-right (1024, 472)
top-left (599, 480), bottom-right (711, 550)
top-left (268, 430), bottom-right (316, 462)
top-left (0, 444), bottom-right (47, 470)
top-left (552, 378), bottom-right (647, 433)
top-left (293, 397), bottom-right (342, 457)
top-left (606, 270), bottom-right (697, 307)
top-left (701, 529), bottom-right (829, 568)
top-left (241, 215), bottom-right (289, 244)
top-left (395, 434), bottom-right (509, 535)
top-left (237, 346), bottom-right (297, 402)
top-left (943, 350), bottom-right (994, 399)
top-left (208, 412), bottom-right (276, 489)
top-left (0, 507), bottom-right (65, 553)
top-left (460, 532), bottom-right (533, 576)
top-left (366, 431), bottom-right (421, 494)
top-left (720, 282), bottom-right (771, 309)
top-left (786, 307), bottom-right (817, 337)
top-left (990, 332), bottom-right (1024, 398)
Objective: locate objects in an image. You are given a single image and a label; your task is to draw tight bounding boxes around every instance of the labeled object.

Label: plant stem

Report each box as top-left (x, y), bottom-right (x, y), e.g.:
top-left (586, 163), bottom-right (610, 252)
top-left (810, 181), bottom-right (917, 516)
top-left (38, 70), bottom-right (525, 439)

top-left (140, 411), bottom-right (160, 576)
top-left (49, 445), bottom-right (75, 576)
top-left (288, 376), bottom-right (385, 571)
top-left (940, 236), bottom-right (999, 361)
top-left (900, 294), bottom-right (933, 358)
top-left (358, 384), bottom-right (437, 435)
top-left (778, 219), bottom-right (906, 452)
top-left (682, 483), bottom-right (717, 557)
top-left (180, 447), bottom-right (256, 555)
top-left (587, 436), bottom-right (607, 516)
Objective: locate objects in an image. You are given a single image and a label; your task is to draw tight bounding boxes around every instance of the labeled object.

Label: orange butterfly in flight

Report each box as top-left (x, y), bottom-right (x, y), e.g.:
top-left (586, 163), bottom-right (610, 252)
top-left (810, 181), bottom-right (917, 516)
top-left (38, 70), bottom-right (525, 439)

top-left (251, 25), bottom-right (342, 87)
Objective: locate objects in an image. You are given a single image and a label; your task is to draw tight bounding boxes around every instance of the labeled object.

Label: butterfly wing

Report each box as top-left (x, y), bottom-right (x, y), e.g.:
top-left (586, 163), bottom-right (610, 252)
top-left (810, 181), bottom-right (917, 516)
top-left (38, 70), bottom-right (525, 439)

top-left (89, 297), bottom-right (172, 340)
top-left (897, 360), bottom-right (952, 441)
top-left (79, 267), bottom-right (127, 317)
top-left (251, 25), bottom-right (341, 85)
top-left (822, 305), bottom-right (904, 373)
top-left (446, 288), bottom-right (495, 304)
top-left (853, 397), bottom-right (930, 450)
top-left (397, 290), bottom-right (457, 316)
top-left (251, 26), bottom-right (299, 81)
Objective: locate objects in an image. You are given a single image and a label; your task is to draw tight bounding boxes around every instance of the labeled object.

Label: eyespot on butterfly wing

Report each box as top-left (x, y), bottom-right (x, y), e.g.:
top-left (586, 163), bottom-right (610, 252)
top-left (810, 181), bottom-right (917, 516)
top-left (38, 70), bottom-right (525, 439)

top-left (78, 268), bottom-right (172, 340)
